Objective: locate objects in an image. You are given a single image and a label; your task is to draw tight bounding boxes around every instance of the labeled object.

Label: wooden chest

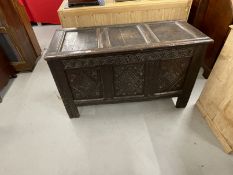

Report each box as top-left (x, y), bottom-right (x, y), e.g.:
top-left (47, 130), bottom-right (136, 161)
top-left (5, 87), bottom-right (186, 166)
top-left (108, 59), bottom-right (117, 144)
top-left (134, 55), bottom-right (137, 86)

top-left (45, 21), bottom-right (212, 118)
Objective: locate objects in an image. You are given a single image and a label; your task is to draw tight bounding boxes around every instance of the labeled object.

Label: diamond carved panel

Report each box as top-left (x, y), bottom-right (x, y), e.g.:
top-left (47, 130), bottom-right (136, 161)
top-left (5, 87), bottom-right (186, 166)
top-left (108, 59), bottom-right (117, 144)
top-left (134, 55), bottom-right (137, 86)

top-left (66, 68), bottom-right (103, 100)
top-left (114, 64), bottom-right (144, 97)
top-left (156, 57), bottom-right (191, 92)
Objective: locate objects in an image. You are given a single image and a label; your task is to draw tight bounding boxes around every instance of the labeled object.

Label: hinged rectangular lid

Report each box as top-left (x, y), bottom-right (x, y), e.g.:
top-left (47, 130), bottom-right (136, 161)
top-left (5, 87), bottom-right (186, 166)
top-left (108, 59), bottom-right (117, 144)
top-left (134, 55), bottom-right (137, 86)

top-left (45, 21), bottom-right (212, 60)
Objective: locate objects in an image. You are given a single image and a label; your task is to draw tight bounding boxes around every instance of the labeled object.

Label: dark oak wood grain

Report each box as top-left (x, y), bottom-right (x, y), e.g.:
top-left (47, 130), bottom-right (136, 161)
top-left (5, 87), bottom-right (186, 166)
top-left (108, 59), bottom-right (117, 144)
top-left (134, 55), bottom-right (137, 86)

top-left (188, 0), bottom-right (233, 78)
top-left (45, 21), bottom-right (212, 118)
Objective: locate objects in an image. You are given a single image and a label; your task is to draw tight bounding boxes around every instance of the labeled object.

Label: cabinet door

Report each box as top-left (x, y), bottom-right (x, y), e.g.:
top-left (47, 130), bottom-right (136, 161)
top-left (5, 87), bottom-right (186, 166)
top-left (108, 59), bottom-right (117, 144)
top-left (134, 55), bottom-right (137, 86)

top-left (0, 0), bottom-right (41, 71)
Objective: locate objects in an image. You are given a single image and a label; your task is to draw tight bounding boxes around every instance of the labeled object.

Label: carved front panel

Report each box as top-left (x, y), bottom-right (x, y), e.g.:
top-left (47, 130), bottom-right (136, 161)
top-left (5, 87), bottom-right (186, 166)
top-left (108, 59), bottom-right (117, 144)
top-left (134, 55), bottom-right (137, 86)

top-left (66, 68), bottom-right (103, 100)
top-left (155, 57), bottom-right (191, 93)
top-left (114, 64), bottom-right (144, 97)
top-left (62, 47), bottom-right (194, 69)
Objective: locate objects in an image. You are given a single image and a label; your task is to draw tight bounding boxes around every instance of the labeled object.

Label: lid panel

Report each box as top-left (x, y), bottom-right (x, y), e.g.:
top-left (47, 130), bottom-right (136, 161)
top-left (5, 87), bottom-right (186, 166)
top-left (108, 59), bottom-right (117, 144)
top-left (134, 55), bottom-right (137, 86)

top-left (108, 25), bottom-right (146, 47)
top-left (61, 29), bottom-right (98, 51)
top-left (45, 21), bottom-right (213, 59)
top-left (147, 22), bottom-right (194, 42)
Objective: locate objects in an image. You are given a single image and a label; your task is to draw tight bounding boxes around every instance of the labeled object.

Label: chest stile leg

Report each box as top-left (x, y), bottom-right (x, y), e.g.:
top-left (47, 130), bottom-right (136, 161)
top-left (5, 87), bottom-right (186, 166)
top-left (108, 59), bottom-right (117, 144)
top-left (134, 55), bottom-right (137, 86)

top-left (48, 60), bottom-right (80, 118)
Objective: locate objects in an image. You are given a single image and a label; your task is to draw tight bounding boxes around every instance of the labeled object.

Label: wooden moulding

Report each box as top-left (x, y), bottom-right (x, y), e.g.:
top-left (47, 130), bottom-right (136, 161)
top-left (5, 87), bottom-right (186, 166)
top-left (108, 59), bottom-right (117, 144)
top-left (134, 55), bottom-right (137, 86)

top-left (196, 26), bottom-right (233, 154)
top-left (58, 0), bottom-right (193, 28)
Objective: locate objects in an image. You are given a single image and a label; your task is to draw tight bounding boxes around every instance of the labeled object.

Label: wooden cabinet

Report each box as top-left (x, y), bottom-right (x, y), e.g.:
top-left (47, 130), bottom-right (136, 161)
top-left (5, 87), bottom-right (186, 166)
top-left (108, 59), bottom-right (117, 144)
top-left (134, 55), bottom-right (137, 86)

top-left (197, 26), bottom-right (233, 154)
top-left (0, 0), bottom-right (41, 72)
top-left (59, 0), bottom-right (192, 28)
top-left (188, 0), bottom-right (233, 78)
top-left (0, 48), bottom-right (16, 102)
top-left (45, 21), bottom-right (212, 118)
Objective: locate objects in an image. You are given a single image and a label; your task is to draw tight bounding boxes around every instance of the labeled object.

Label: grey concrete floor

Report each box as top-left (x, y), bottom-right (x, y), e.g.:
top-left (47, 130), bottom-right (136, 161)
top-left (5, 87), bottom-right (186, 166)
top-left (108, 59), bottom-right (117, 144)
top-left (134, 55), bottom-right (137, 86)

top-left (0, 25), bottom-right (232, 175)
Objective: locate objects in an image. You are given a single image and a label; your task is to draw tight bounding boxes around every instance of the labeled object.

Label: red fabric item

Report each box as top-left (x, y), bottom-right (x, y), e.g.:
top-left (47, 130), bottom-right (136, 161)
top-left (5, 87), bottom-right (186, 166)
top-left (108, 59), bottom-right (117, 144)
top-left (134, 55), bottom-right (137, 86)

top-left (18, 0), bottom-right (62, 24)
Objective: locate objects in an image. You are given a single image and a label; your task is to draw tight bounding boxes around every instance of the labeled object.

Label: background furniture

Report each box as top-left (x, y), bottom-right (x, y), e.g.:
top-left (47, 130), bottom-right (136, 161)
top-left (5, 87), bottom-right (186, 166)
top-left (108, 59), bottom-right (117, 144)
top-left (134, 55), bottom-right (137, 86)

top-left (45, 21), bottom-right (212, 118)
top-left (58, 0), bottom-right (193, 28)
top-left (0, 48), bottom-right (16, 102)
top-left (197, 26), bottom-right (233, 154)
top-left (18, 0), bottom-right (63, 24)
top-left (0, 0), bottom-right (41, 72)
top-left (188, 0), bottom-right (233, 78)
top-left (68, 0), bottom-right (101, 7)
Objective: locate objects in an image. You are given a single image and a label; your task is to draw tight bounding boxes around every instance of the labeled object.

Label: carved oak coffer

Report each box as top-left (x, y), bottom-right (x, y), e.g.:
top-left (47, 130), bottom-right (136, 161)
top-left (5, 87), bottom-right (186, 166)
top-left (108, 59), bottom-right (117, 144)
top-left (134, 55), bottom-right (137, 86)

top-left (45, 21), bottom-right (212, 118)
